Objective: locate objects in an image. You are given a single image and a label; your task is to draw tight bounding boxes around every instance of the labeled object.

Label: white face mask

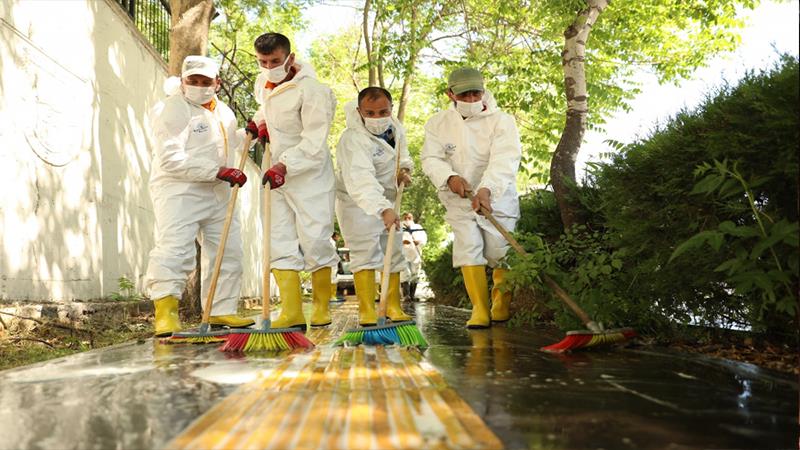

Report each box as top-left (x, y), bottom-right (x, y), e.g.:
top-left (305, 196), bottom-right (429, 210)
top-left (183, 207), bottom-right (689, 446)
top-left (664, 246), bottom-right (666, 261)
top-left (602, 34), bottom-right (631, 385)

top-left (363, 116), bottom-right (392, 135)
top-left (455, 100), bottom-right (484, 118)
top-left (402, 220), bottom-right (413, 228)
top-left (262, 57), bottom-right (290, 84)
top-left (183, 85), bottom-right (215, 105)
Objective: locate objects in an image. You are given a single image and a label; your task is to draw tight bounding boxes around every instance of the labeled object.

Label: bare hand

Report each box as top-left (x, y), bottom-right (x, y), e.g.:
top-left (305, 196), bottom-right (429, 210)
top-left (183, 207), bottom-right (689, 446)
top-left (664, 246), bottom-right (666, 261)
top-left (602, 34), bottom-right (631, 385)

top-left (472, 187), bottom-right (492, 214)
top-left (398, 168), bottom-right (412, 187)
top-left (381, 208), bottom-right (399, 231)
top-left (447, 175), bottom-right (469, 198)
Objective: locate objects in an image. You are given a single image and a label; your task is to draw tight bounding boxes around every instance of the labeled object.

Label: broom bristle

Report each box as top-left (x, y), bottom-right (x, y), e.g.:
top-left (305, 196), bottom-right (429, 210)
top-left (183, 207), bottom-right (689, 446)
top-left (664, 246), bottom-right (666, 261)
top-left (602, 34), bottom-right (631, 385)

top-left (220, 331), bottom-right (314, 352)
top-left (162, 335), bottom-right (227, 345)
top-left (334, 322), bottom-right (427, 348)
top-left (540, 328), bottom-right (636, 353)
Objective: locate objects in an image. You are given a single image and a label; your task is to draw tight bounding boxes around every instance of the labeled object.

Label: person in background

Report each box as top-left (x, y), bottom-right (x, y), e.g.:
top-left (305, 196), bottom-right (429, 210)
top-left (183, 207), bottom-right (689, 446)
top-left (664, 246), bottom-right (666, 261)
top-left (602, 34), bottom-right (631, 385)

top-left (401, 212), bottom-right (427, 301)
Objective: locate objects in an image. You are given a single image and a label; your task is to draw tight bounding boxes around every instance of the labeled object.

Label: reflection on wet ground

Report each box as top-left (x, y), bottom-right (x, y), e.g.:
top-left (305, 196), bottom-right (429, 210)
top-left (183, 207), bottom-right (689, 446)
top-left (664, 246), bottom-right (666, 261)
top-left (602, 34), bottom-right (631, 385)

top-left (0, 302), bottom-right (795, 449)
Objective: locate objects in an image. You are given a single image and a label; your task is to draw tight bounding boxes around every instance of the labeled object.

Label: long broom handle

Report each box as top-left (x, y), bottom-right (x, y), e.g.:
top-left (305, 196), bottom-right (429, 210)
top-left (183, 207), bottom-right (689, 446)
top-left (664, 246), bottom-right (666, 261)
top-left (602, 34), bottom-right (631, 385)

top-left (466, 191), bottom-right (595, 327)
top-left (201, 134), bottom-right (253, 325)
top-left (262, 142), bottom-right (272, 321)
top-left (377, 182), bottom-right (405, 320)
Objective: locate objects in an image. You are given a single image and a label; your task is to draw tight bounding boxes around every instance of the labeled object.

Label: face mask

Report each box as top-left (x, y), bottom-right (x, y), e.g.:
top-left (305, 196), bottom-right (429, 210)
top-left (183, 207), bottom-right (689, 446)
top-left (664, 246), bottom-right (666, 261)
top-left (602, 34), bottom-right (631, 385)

top-left (183, 85), bottom-right (215, 105)
top-left (403, 220), bottom-right (413, 228)
top-left (455, 100), bottom-right (484, 118)
top-left (363, 116), bottom-right (392, 135)
top-left (263, 57), bottom-right (290, 84)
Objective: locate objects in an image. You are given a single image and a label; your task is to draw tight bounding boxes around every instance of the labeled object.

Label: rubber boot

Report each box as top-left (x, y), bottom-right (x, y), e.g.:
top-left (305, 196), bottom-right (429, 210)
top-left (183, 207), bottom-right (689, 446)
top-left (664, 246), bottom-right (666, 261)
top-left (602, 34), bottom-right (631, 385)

top-left (491, 268), bottom-right (512, 323)
top-left (354, 270), bottom-right (377, 326)
top-left (209, 315), bottom-right (255, 328)
top-left (410, 282), bottom-right (418, 301)
top-left (310, 267), bottom-right (332, 327)
top-left (330, 283), bottom-right (338, 301)
top-left (271, 269), bottom-right (307, 330)
top-left (385, 272), bottom-right (412, 322)
top-left (461, 265), bottom-right (490, 329)
top-left (153, 295), bottom-right (182, 337)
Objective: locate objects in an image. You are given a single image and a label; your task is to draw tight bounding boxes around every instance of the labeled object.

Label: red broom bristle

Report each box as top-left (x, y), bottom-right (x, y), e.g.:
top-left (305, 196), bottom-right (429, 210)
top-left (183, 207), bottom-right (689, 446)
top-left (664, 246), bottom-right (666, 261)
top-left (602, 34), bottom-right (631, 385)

top-left (285, 331), bottom-right (314, 349)
top-left (220, 333), bottom-right (249, 352)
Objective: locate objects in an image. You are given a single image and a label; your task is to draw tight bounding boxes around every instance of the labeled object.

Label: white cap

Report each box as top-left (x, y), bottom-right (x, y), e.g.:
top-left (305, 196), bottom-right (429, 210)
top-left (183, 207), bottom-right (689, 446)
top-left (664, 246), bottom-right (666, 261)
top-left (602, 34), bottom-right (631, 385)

top-left (181, 55), bottom-right (219, 78)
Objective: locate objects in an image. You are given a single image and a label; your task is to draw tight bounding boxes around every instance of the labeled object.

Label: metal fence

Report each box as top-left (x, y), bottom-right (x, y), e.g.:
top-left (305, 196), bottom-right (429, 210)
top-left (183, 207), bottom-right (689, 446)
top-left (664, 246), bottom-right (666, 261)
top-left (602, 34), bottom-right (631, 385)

top-left (116, 0), bottom-right (171, 62)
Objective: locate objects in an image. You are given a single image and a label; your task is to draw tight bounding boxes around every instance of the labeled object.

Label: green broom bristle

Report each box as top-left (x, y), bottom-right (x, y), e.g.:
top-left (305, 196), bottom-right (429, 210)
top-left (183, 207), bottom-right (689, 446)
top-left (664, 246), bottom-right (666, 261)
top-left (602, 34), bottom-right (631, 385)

top-left (163, 335), bottom-right (226, 344)
top-left (334, 322), bottom-right (427, 348)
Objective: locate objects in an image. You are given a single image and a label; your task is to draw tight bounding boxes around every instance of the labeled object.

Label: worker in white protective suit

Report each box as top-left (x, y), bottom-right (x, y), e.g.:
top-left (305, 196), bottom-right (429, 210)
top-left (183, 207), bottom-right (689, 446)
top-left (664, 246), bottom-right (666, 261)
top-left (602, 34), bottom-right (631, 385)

top-left (335, 87), bottom-right (414, 326)
top-left (401, 212), bottom-right (427, 301)
top-left (251, 33), bottom-right (338, 329)
top-left (145, 55), bottom-right (256, 337)
top-left (421, 67), bottom-right (521, 328)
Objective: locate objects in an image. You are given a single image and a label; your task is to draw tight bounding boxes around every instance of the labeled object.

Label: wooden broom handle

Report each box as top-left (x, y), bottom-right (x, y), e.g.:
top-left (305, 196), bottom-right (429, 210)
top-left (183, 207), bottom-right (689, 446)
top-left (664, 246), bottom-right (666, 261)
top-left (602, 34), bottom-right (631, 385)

top-left (201, 134), bottom-right (253, 324)
top-left (377, 182), bottom-right (405, 320)
top-left (262, 142), bottom-right (272, 320)
top-left (466, 191), bottom-right (594, 327)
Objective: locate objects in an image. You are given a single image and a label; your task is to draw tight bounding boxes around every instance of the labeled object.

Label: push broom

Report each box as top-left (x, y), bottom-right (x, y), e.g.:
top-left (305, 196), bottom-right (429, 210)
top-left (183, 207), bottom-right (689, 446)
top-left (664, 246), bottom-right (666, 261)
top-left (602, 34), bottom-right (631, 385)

top-left (466, 192), bottom-right (636, 352)
top-left (335, 180), bottom-right (427, 348)
top-left (220, 141), bottom-right (314, 352)
top-left (165, 134), bottom-right (253, 344)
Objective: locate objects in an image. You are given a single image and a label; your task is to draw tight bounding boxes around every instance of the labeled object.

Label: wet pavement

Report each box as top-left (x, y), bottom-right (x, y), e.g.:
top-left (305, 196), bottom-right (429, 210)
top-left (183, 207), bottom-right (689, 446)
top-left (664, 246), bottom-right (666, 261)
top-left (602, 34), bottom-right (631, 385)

top-left (0, 301), bottom-right (796, 449)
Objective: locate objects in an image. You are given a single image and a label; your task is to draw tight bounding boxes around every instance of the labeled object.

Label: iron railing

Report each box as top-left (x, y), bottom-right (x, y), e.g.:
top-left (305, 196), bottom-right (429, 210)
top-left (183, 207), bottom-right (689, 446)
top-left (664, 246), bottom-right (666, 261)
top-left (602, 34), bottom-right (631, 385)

top-left (116, 0), bottom-right (171, 62)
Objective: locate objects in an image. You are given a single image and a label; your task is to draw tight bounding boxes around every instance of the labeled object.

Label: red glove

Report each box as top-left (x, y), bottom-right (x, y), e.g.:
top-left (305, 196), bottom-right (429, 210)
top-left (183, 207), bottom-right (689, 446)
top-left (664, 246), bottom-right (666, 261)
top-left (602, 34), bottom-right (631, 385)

top-left (262, 163), bottom-right (286, 189)
top-left (216, 167), bottom-right (247, 187)
top-left (257, 122), bottom-right (269, 144)
top-left (245, 120), bottom-right (259, 139)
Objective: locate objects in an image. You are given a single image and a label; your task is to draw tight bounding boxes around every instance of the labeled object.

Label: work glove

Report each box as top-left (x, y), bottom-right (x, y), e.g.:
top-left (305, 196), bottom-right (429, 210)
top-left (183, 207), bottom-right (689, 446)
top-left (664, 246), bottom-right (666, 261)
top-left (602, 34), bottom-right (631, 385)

top-left (397, 168), bottom-right (412, 187)
top-left (216, 167), bottom-right (247, 187)
top-left (263, 163), bottom-right (286, 189)
top-left (246, 120), bottom-right (270, 145)
top-left (447, 175), bottom-right (469, 198)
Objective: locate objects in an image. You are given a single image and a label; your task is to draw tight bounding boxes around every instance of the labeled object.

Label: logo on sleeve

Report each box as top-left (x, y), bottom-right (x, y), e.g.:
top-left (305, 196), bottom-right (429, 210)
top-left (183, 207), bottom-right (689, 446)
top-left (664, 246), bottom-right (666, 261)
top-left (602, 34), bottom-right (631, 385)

top-left (444, 143), bottom-right (456, 154)
top-left (372, 146), bottom-right (385, 158)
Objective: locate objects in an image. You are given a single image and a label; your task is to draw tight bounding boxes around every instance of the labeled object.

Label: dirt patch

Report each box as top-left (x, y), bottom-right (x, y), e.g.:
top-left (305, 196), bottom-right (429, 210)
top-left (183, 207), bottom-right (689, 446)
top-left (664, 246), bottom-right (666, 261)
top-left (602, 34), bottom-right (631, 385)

top-left (667, 339), bottom-right (799, 376)
top-left (0, 306), bottom-right (154, 371)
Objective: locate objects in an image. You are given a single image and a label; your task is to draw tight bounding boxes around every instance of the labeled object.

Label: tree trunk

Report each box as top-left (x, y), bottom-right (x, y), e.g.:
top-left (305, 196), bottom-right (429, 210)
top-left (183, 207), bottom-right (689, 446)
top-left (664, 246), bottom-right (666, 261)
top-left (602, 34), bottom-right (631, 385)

top-left (549, 0), bottom-right (607, 230)
top-left (397, 69), bottom-right (414, 123)
top-left (168, 0), bottom-right (214, 320)
top-left (167, 0), bottom-right (215, 75)
top-left (362, 0), bottom-right (377, 86)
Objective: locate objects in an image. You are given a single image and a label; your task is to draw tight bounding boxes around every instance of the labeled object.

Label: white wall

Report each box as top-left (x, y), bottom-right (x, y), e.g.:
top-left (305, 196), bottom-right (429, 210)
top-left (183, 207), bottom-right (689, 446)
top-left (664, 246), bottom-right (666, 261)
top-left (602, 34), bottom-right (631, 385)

top-left (0, 0), bottom-right (263, 302)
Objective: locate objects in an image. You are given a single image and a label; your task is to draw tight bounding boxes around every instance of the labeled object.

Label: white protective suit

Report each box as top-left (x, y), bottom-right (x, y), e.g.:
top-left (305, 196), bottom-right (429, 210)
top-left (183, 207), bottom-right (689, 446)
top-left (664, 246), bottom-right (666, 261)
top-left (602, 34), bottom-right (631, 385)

top-left (145, 93), bottom-right (247, 315)
top-left (252, 61), bottom-right (338, 272)
top-left (421, 91), bottom-right (521, 268)
top-left (401, 221), bottom-right (426, 283)
top-left (335, 100), bottom-right (413, 274)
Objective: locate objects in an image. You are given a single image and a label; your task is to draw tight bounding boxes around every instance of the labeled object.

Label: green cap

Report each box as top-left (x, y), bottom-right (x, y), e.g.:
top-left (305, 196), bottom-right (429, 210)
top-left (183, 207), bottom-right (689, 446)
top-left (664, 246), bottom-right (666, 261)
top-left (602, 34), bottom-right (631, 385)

top-left (447, 67), bottom-right (484, 95)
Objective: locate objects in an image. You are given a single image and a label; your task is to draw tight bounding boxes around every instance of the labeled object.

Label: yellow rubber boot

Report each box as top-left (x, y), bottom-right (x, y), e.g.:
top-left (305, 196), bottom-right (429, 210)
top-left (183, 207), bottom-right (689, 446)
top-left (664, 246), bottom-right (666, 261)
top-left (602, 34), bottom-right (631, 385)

top-left (271, 269), bottom-right (307, 330)
top-left (153, 295), bottom-right (182, 337)
top-left (354, 270), bottom-right (377, 326)
top-left (209, 315), bottom-right (255, 328)
top-left (461, 265), bottom-right (490, 329)
top-left (491, 268), bottom-right (512, 323)
top-left (385, 272), bottom-right (412, 322)
top-left (310, 267), bottom-right (332, 327)
top-left (330, 283), bottom-right (338, 301)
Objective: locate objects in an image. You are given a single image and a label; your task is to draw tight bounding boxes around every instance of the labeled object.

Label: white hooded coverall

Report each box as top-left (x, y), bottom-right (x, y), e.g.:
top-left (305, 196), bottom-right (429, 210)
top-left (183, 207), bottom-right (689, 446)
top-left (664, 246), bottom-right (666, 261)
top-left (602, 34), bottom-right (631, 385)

top-left (335, 101), bottom-right (413, 274)
top-left (145, 94), bottom-right (246, 315)
top-left (252, 61), bottom-right (338, 272)
top-left (421, 91), bottom-right (521, 268)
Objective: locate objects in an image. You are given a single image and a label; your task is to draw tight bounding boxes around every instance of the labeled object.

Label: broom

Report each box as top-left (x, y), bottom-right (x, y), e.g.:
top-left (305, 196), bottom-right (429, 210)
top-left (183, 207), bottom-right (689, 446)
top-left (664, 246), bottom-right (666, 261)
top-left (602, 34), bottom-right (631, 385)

top-left (335, 180), bottom-right (427, 348)
top-left (165, 133), bottom-right (253, 344)
top-left (220, 141), bottom-right (314, 352)
top-left (466, 192), bottom-right (636, 352)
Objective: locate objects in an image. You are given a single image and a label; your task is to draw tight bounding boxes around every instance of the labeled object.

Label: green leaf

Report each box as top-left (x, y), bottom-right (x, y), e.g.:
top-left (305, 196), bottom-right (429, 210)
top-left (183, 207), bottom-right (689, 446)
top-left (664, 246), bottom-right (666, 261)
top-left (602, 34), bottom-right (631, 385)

top-left (689, 174), bottom-right (724, 195)
top-left (669, 230), bottom-right (723, 263)
top-left (718, 221), bottom-right (760, 238)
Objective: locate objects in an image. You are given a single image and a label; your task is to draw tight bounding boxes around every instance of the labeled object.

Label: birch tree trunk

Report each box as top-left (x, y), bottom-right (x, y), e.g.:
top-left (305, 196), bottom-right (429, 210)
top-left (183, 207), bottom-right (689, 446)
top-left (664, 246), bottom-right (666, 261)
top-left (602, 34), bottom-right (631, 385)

top-left (167, 0), bottom-right (215, 76)
top-left (549, 0), bottom-right (608, 230)
top-left (362, 0), bottom-right (377, 86)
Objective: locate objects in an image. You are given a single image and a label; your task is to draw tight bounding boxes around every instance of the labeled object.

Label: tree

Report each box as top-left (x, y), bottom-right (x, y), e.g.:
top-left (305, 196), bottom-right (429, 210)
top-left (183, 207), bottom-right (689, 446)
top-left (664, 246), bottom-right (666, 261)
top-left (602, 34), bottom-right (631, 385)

top-left (167, 0), bottom-right (216, 76)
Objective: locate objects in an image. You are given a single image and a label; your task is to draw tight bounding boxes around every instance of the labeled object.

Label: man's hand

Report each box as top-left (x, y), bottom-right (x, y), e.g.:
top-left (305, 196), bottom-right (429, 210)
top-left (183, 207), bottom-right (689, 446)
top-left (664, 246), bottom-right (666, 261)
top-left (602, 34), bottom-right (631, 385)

top-left (447, 175), bottom-right (469, 198)
top-left (381, 208), bottom-right (399, 231)
top-left (262, 163), bottom-right (287, 189)
top-left (398, 168), bottom-right (412, 187)
top-left (216, 167), bottom-right (247, 187)
top-left (246, 119), bottom-right (269, 145)
top-left (471, 187), bottom-right (492, 214)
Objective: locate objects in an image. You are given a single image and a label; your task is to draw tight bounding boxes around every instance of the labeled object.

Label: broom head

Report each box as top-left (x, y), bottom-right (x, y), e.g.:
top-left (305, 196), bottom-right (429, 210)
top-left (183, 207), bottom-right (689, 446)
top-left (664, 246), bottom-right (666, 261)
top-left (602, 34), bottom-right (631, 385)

top-left (163, 323), bottom-right (229, 344)
top-left (540, 327), bottom-right (637, 353)
top-left (219, 321), bottom-right (314, 352)
top-left (334, 319), bottom-right (428, 347)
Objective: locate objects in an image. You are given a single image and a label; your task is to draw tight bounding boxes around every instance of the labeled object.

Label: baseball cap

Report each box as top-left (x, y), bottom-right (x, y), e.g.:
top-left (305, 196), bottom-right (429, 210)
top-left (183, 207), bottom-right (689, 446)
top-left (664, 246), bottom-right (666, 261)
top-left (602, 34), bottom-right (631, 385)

top-left (181, 55), bottom-right (219, 78)
top-left (447, 67), bottom-right (484, 95)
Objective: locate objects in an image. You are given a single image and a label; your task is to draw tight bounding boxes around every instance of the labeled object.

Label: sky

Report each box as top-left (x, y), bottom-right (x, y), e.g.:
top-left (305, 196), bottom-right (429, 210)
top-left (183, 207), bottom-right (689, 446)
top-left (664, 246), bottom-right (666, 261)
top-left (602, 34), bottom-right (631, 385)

top-left (297, 1), bottom-right (800, 178)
